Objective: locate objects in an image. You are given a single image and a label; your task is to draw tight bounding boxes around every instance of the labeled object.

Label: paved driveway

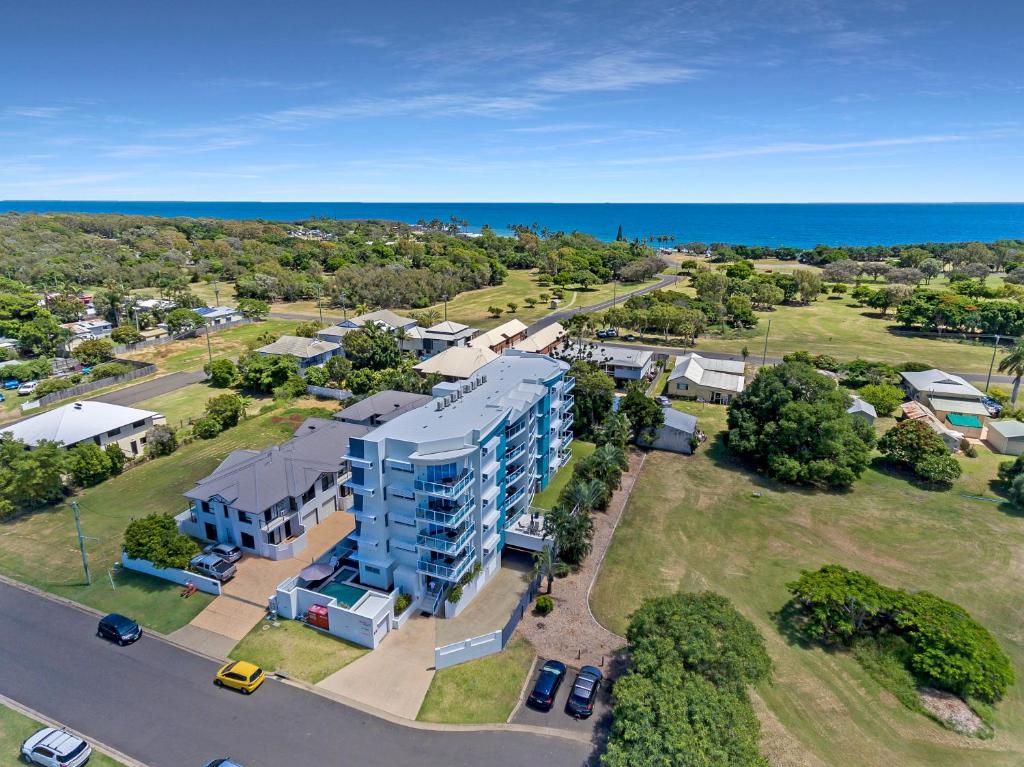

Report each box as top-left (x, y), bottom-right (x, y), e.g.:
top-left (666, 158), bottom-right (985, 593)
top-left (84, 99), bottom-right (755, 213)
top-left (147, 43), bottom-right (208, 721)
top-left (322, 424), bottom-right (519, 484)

top-left (92, 370), bottom-right (206, 406)
top-left (0, 580), bottom-right (593, 767)
top-left (174, 511), bottom-right (354, 654)
top-left (318, 612), bottom-right (437, 719)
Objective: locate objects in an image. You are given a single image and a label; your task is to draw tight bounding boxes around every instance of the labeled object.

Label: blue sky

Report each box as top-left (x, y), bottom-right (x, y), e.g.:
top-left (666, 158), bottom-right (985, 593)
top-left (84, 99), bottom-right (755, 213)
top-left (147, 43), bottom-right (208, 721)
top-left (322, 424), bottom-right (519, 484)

top-left (1, 0), bottom-right (1021, 202)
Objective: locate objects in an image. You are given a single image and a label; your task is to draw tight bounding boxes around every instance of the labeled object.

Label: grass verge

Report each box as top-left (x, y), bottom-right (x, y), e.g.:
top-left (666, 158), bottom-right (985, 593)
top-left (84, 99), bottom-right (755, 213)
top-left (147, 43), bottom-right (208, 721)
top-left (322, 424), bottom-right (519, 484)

top-left (229, 618), bottom-right (367, 684)
top-left (0, 703), bottom-right (125, 766)
top-left (417, 636), bottom-right (536, 724)
top-left (532, 440), bottom-right (595, 510)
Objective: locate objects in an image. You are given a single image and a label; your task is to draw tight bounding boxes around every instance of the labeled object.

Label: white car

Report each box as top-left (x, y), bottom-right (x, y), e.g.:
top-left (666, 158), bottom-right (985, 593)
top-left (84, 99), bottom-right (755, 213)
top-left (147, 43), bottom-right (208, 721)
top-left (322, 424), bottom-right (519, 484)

top-left (18, 380), bottom-right (39, 396)
top-left (21, 727), bottom-right (92, 767)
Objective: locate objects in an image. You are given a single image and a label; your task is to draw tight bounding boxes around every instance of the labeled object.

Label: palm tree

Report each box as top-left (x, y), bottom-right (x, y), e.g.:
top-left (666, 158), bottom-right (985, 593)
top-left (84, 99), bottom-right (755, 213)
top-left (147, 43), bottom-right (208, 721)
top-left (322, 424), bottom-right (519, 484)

top-left (561, 478), bottom-right (606, 514)
top-left (592, 443), bottom-right (628, 487)
top-left (531, 545), bottom-right (569, 594)
top-left (999, 340), bottom-right (1024, 404)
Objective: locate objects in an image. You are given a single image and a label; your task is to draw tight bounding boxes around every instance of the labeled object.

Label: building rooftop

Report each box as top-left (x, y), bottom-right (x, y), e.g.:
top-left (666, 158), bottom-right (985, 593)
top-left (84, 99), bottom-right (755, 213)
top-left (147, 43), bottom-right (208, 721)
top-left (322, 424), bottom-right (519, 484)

top-left (469, 319), bottom-right (528, 350)
top-left (512, 323), bottom-right (565, 353)
top-left (406, 321), bottom-right (477, 342)
top-left (256, 335), bottom-right (340, 359)
top-left (669, 353), bottom-right (746, 392)
top-left (185, 417), bottom-right (370, 512)
top-left (560, 341), bottom-right (653, 369)
top-left (413, 346), bottom-right (499, 379)
top-left (344, 309), bottom-right (415, 330)
top-left (900, 369), bottom-right (984, 399)
top-left (2, 400), bottom-right (161, 448)
top-left (988, 419), bottom-right (1024, 439)
top-left (334, 390), bottom-right (433, 425)
top-left (195, 306), bottom-right (238, 319)
top-left (662, 407), bottom-right (698, 433)
top-left (367, 351), bottom-right (568, 444)
top-left (847, 396), bottom-right (877, 418)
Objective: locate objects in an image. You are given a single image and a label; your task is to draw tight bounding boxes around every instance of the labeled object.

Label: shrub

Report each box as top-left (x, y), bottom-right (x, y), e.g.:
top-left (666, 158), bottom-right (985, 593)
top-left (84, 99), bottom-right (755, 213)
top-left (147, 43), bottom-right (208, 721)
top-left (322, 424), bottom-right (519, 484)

top-left (192, 415), bottom-right (223, 439)
top-left (447, 584), bottom-right (463, 604)
top-left (535, 595), bottom-right (554, 615)
top-left (878, 419), bottom-right (947, 468)
top-left (33, 377), bottom-right (75, 398)
top-left (123, 513), bottom-right (199, 570)
top-left (204, 358), bottom-right (237, 388)
top-left (857, 382), bottom-right (905, 417)
top-left (67, 443), bottom-right (112, 487)
top-left (273, 373), bottom-right (308, 401)
top-left (89, 362), bottom-right (131, 381)
top-left (914, 452), bottom-right (962, 486)
top-left (304, 366), bottom-right (330, 387)
top-left (74, 338), bottom-right (114, 366)
top-left (394, 592), bottom-right (412, 615)
top-left (110, 325), bottom-right (142, 344)
top-left (204, 393), bottom-right (246, 428)
top-left (104, 444), bottom-right (126, 475)
top-left (294, 320), bottom-right (323, 338)
top-left (145, 424), bottom-right (178, 457)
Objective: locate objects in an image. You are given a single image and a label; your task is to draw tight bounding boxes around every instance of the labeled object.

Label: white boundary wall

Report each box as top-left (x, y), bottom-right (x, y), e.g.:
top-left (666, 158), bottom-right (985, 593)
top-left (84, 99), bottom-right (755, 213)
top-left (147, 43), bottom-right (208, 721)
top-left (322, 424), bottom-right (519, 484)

top-left (121, 553), bottom-right (222, 595)
top-left (435, 630), bottom-right (503, 669)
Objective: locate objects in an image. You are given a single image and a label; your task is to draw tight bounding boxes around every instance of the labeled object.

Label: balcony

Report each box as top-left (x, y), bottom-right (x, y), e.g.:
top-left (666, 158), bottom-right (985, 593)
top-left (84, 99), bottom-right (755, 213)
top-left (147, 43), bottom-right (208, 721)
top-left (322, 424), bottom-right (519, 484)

top-left (563, 375), bottom-right (576, 393)
top-left (417, 524), bottom-right (474, 555)
top-left (342, 478), bottom-right (375, 496)
top-left (559, 448), bottom-right (573, 464)
top-left (505, 421), bottom-right (526, 440)
top-left (503, 485), bottom-right (526, 512)
top-left (344, 454), bottom-right (374, 470)
top-left (505, 441), bottom-right (527, 462)
top-left (415, 495), bottom-right (474, 527)
top-left (562, 394), bottom-right (575, 410)
top-left (561, 432), bottom-right (575, 449)
top-left (415, 469), bottom-right (474, 498)
top-left (417, 547), bottom-right (476, 582)
top-left (505, 464), bottom-right (527, 487)
top-left (562, 412), bottom-right (575, 430)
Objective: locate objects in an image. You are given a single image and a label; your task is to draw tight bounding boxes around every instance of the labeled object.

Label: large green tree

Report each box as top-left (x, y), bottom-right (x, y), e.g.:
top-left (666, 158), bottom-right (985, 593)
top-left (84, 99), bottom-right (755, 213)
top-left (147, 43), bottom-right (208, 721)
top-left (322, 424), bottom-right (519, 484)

top-left (0, 436), bottom-right (67, 517)
top-left (342, 323), bottom-right (402, 370)
top-left (567, 360), bottom-right (614, 437)
top-left (122, 513), bottom-right (199, 569)
top-left (619, 385), bottom-right (664, 443)
top-left (726, 360), bottom-right (875, 489)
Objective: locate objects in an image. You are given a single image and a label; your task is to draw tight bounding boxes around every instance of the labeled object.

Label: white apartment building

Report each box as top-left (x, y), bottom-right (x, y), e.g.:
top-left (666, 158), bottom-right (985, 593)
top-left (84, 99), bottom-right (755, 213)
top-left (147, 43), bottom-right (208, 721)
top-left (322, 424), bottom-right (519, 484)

top-left (343, 351), bottom-right (575, 616)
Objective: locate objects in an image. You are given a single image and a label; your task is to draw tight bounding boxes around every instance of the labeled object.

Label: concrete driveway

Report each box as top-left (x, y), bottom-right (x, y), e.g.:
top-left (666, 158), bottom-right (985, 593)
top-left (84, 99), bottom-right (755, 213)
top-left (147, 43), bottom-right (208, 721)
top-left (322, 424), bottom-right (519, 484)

top-left (512, 662), bottom-right (612, 741)
top-left (172, 511), bottom-right (354, 656)
top-left (318, 613), bottom-right (437, 719)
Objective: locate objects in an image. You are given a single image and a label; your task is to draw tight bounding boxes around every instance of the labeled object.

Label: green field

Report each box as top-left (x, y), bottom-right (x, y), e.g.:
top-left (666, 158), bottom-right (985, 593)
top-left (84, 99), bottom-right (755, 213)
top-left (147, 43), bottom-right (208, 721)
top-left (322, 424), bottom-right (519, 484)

top-left (532, 440), bottom-right (595, 510)
top-left (229, 618), bottom-right (367, 684)
top-left (0, 404), bottom-right (323, 632)
top-left (417, 636), bottom-right (536, 724)
top-left (134, 382), bottom-right (272, 429)
top-left (591, 402), bottom-right (1024, 767)
top-left (122, 319), bottom-right (296, 373)
top-left (0, 704), bottom-right (125, 767)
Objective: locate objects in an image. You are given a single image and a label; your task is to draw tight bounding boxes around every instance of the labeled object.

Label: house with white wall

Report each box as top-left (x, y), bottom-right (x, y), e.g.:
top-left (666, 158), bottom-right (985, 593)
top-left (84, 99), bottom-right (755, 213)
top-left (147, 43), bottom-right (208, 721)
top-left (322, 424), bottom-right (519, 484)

top-left (667, 353), bottom-right (746, 404)
top-left (2, 400), bottom-right (164, 457)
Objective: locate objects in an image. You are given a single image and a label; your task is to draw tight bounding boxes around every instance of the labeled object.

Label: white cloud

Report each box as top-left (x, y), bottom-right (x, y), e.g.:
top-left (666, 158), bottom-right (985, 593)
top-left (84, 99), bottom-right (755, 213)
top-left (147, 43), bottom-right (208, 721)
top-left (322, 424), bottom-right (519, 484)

top-left (2, 106), bottom-right (72, 119)
top-left (532, 52), bottom-right (700, 93)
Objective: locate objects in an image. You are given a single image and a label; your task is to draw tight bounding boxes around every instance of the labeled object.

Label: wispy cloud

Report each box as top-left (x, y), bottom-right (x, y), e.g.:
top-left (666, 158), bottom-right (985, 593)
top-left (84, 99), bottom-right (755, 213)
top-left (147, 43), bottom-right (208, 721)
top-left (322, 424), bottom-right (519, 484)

top-left (3, 106), bottom-right (72, 119)
top-left (832, 92), bottom-right (877, 104)
top-left (505, 123), bottom-right (602, 134)
top-left (203, 77), bottom-right (334, 92)
top-left (821, 30), bottom-right (887, 51)
top-left (102, 136), bottom-right (256, 159)
top-left (532, 52), bottom-right (700, 93)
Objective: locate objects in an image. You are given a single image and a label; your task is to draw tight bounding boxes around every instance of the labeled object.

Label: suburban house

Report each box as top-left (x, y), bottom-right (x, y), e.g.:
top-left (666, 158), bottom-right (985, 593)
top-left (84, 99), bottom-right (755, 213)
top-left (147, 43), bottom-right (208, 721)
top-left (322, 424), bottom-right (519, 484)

top-left (343, 351), bottom-right (574, 617)
top-left (2, 400), bottom-right (164, 457)
top-left (413, 346), bottom-right (498, 381)
top-left (559, 341), bottom-right (654, 383)
top-left (468, 319), bottom-right (528, 353)
top-left (316, 324), bottom-right (355, 345)
top-left (400, 320), bottom-right (477, 358)
top-left (668, 353), bottom-right (746, 404)
top-left (134, 298), bottom-right (176, 313)
top-left (333, 390), bottom-right (432, 428)
top-left (179, 417), bottom-right (370, 559)
top-left (256, 335), bottom-right (342, 370)
top-left (639, 408), bottom-right (698, 454)
top-left (847, 396), bottom-right (878, 425)
top-left (61, 318), bottom-right (113, 342)
top-left (512, 322), bottom-right (565, 355)
top-left (986, 420), bottom-right (1024, 455)
top-left (900, 401), bottom-right (964, 451)
top-left (335, 309), bottom-right (418, 333)
top-left (900, 369), bottom-right (989, 431)
top-left (195, 306), bottom-right (242, 326)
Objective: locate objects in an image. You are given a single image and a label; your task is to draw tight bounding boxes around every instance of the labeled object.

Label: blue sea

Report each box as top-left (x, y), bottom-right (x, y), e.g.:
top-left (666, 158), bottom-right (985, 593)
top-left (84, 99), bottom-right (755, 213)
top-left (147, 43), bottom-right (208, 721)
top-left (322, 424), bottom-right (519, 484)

top-left (2, 200), bottom-right (1022, 248)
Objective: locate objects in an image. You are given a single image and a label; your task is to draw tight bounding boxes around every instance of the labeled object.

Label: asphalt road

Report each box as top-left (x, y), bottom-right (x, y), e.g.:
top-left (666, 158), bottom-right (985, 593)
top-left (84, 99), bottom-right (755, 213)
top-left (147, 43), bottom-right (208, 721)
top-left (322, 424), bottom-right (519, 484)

top-left (526, 274), bottom-right (677, 335)
top-left (92, 370), bottom-right (208, 406)
top-left (0, 582), bottom-right (594, 767)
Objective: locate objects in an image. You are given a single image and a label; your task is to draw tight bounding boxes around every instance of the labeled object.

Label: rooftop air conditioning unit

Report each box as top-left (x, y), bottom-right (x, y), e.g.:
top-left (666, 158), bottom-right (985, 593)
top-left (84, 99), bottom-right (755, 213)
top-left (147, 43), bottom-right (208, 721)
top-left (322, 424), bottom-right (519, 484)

top-left (436, 400), bottom-right (444, 411)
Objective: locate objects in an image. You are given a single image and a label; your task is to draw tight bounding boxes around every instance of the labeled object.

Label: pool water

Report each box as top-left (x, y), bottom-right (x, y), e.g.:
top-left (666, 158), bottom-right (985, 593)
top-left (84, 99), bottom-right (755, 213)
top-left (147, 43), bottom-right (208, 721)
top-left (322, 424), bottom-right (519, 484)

top-left (320, 578), bottom-right (368, 608)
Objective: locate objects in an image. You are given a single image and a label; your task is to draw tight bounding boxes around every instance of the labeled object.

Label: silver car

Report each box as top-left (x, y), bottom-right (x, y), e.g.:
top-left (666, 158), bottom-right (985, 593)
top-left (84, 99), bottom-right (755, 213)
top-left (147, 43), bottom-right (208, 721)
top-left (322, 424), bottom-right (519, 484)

top-left (21, 728), bottom-right (92, 767)
top-left (189, 553), bottom-right (237, 582)
top-left (206, 543), bottom-right (243, 563)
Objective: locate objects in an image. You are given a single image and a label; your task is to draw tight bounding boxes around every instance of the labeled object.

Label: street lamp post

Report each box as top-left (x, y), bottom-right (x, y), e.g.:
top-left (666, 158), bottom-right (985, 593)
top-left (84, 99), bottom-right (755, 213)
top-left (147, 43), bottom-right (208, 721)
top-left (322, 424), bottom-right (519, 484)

top-left (442, 294), bottom-right (449, 322)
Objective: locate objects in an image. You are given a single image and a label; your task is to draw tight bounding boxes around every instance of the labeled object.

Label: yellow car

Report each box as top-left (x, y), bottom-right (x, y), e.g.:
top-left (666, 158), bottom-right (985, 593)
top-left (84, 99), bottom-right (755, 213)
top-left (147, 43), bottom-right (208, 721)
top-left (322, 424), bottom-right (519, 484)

top-left (214, 661), bottom-right (265, 694)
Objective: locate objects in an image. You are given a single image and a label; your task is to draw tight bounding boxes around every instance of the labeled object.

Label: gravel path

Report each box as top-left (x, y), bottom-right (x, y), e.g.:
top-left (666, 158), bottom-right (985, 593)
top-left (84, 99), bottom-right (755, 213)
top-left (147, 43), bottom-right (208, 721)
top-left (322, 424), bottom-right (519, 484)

top-left (516, 449), bottom-right (646, 667)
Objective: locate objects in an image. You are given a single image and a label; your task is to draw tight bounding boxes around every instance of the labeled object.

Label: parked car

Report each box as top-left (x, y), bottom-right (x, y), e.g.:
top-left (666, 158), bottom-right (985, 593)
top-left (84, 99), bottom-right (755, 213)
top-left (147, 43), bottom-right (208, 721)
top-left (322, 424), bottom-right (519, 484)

top-left (97, 613), bottom-right (142, 645)
top-left (604, 328), bottom-right (618, 337)
top-left (527, 659), bottom-right (567, 711)
top-left (596, 329), bottom-right (608, 338)
top-left (2, 379), bottom-right (18, 390)
top-left (204, 761), bottom-right (245, 767)
top-left (982, 396), bottom-right (1003, 417)
top-left (566, 666), bottom-right (603, 719)
top-left (189, 553), bottom-right (237, 582)
top-left (214, 660), bottom-right (266, 695)
top-left (623, 334), bottom-right (637, 342)
top-left (205, 543), bottom-right (242, 563)
top-left (656, 395), bottom-right (671, 407)
top-left (18, 380), bottom-right (39, 396)
top-left (21, 728), bottom-right (92, 767)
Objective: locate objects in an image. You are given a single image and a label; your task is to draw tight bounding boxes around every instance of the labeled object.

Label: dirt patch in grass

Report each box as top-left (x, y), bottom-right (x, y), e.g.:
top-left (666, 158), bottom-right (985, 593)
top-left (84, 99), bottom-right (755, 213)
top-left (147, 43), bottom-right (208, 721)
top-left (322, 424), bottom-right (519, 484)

top-left (918, 688), bottom-right (988, 737)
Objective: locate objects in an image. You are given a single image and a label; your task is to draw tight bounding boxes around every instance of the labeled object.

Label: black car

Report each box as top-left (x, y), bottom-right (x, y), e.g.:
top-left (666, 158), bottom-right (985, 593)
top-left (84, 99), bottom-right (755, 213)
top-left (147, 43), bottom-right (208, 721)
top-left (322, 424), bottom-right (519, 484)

top-left (527, 659), bottom-right (567, 711)
top-left (97, 613), bottom-right (142, 646)
top-left (566, 665), bottom-right (603, 719)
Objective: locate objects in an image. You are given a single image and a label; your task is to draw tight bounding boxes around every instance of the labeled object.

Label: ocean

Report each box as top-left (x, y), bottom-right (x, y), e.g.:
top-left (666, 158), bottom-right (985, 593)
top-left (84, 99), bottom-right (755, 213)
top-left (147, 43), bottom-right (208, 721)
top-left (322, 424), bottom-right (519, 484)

top-left (2, 201), bottom-right (1022, 248)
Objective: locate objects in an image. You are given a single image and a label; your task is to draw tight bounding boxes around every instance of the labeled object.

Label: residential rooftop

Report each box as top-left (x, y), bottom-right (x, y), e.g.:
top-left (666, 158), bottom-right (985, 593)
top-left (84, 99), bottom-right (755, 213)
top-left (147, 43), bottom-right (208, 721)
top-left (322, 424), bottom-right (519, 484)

top-left (2, 400), bottom-right (160, 448)
top-left (670, 353), bottom-right (746, 393)
top-left (561, 341), bottom-right (653, 369)
top-left (413, 346), bottom-right (498, 379)
top-left (900, 369), bottom-right (984, 399)
top-left (334, 390), bottom-right (433, 425)
top-left (256, 335), bottom-right (340, 359)
top-left (345, 309), bottom-right (416, 329)
top-left (468, 319), bottom-right (528, 350)
top-left (512, 322), bottom-right (565, 353)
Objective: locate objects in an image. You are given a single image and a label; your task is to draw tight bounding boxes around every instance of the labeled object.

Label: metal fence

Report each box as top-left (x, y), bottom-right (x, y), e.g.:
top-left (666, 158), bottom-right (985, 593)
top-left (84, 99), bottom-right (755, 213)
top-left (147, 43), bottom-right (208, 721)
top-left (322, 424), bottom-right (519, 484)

top-left (306, 385), bottom-right (353, 401)
top-left (108, 317), bottom-right (253, 356)
top-left (501, 571), bottom-right (542, 646)
top-left (31, 359), bottom-right (157, 408)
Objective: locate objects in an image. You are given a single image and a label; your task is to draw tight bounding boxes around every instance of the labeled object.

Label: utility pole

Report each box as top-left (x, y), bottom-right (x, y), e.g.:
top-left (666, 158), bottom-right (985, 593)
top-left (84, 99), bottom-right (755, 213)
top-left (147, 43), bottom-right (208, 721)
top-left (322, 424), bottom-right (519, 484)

top-left (315, 284), bottom-right (323, 325)
top-left (612, 279), bottom-right (617, 306)
top-left (761, 319), bottom-right (771, 366)
top-left (442, 294), bottom-right (449, 322)
top-left (71, 501), bottom-right (91, 586)
top-left (986, 334), bottom-right (1002, 392)
top-left (205, 321), bottom-right (213, 368)
top-left (212, 280), bottom-right (220, 306)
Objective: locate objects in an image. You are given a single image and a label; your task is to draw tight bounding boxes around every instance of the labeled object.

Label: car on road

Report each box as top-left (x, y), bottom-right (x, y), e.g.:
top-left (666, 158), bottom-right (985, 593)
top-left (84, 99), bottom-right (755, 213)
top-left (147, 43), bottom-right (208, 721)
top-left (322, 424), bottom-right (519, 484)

top-left (18, 380), bottom-right (39, 396)
top-left (566, 665), bottom-right (603, 719)
top-left (604, 328), bottom-right (618, 337)
top-left (527, 659), bottom-right (567, 711)
top-left (214, 660), bottom-right (266, 694)
top-left (595, 329), bottom-right (608, 338)
top-left (97, 613), bottom-right (142, 645)
top-left (205, 543), bottom-right (242, 563)
top-left (190, 553), bottom-right (236, 582)
top-left (21, 727), bottom-right (92, 767)
top-left (656, 395), bottom-right (671, 407)
top-left (623, 334), bottom-right (637, 342)
top-left (203, 760), bottom-right (245, 767)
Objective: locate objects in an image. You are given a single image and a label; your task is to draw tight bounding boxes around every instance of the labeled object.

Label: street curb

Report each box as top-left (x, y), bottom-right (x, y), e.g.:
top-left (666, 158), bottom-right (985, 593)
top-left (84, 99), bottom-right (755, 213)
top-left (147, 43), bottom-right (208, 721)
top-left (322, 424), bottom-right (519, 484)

top-left (0, 576), bottom-right (591, 745)
top-left (0, 693), bottom-right (150, 767)
top-left (506, 653), bottom-right (540, 724)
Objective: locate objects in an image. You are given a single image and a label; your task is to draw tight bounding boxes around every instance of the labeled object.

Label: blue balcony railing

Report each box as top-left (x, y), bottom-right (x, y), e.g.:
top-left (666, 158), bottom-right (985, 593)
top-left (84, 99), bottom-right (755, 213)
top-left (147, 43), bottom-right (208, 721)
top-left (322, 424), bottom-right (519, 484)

top-left (417, 547), bottom-right (476, 582)
top-left (417, 525), bottom-right (474, 555)
top-left (506, 464), bottom-right (527, 487)
top-left (415, 469), bottom-right (474, 498)
top-left (503, 486), bottom-right (526, 512)
top-left (563, 376), bottom-right (576, 393)
top-left (415, 495), bottom-right (474, 527)
top-left (562, 394), bottom-right (575, 410)
top-left (560, 432), bottom-right (575, 449)
top-left (505, 441), bottom-right (527, 462)
top-left (505, 421), bottom-right (526, 440)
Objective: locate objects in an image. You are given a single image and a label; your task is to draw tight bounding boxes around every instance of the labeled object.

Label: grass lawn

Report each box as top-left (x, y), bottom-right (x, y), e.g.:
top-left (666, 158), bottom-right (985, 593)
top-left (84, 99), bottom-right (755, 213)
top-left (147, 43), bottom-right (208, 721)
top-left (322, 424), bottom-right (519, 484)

top-left (0, 403), bottom-right (323, 633)
top-left (591, 412), bottom-right (1024, 766)
top-left (417, 636), bottom-right (536, 724)
top-left (121, 319), bottom-right (296, 373)
top-left (532, 440), bottom-right (595, 510)
top-left (0, 704), bottom-right (125, 767)
top-left (229, 618), bottom-right (367, 684)
top-left (134, 382), bottom-right (272, 429)
top-left (0, 372), bottom-right (165, 426)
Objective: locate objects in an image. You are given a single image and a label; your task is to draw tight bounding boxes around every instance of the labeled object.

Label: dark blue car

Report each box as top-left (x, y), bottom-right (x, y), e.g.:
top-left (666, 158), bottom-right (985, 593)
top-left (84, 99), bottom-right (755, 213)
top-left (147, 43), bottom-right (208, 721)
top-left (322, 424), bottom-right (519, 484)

top-left (566, 665), bottom-right (603, 719)
top-left (527, 660), bottom-right (567, 711)
top-left (97, 613), bottom-right (142, 646)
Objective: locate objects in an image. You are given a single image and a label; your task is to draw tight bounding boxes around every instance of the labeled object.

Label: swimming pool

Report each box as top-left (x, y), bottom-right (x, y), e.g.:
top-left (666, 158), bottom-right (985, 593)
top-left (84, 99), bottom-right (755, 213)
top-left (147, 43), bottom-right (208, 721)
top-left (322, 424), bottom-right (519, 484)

top-left (319, 568), bottom-right (368, 608)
